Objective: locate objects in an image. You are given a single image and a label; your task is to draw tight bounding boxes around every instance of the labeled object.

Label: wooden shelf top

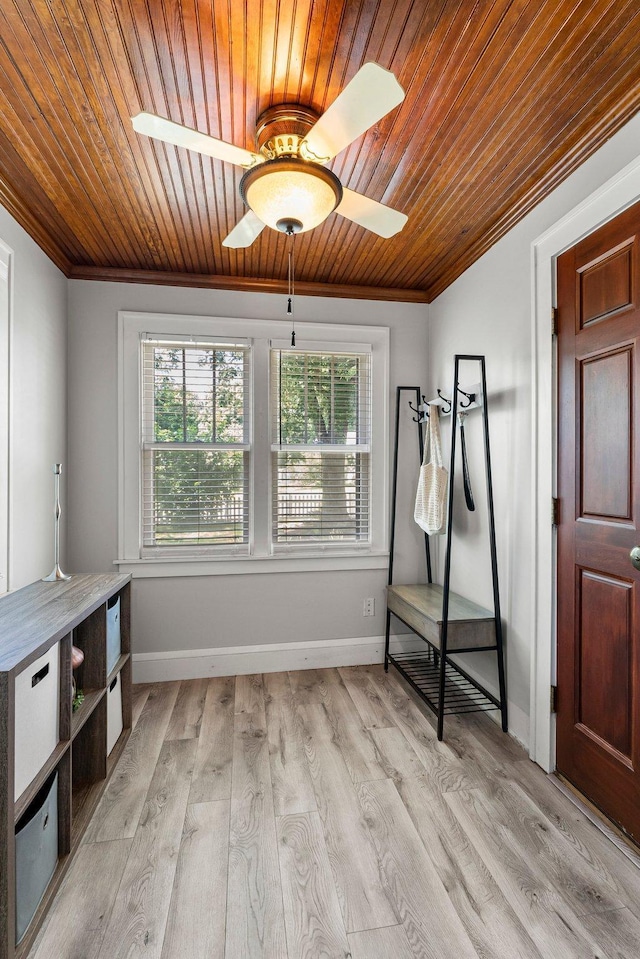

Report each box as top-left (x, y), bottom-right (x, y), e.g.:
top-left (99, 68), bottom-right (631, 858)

top-left (70, 688), bottom-right (106, 740)
top-left (107, 653), bottom-right (130, 688)
top-left (387, 583), bottom-right (494, 624)
top-left (0, 573), bottom-right (130, 673)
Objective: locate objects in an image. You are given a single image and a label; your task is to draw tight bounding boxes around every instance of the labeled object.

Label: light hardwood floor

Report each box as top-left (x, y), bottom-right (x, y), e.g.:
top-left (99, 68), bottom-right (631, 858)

top-left (28, 666), bottom-right (640, 959)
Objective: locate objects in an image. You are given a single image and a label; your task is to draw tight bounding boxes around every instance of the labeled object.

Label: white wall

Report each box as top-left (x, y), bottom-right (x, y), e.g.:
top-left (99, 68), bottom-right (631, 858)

top-left (0, 208), bottom-right (67, 590)
top-left (428, 111), bottom-right (640, 746)
top-left (67, 281), bottom-right (429, 671)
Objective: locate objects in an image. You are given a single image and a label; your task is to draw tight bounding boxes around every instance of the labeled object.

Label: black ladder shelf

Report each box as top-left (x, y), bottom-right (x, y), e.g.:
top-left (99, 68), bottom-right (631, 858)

top-left (384, 356), bottom-right (508, 741)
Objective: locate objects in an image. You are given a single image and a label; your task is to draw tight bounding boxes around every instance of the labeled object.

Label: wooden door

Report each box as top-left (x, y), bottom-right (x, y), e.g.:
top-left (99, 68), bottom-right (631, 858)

top-left (556, 199), bottom-right (640, 843)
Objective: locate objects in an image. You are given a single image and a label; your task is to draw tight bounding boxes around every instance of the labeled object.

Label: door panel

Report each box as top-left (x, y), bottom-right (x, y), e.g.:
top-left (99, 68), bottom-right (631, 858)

top-left (579, 240), bottom-right (635, 328)
top-left (577, 569), bottom-right (632, 759)
top-left (557, 198), bottom-right (640, 843)
top-left (581, 348), bottom-right (631, 519)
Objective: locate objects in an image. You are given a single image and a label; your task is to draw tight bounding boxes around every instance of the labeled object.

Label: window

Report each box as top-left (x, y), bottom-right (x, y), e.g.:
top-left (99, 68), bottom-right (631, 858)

top-left (118, 313), bottom-right (388, 576)
top-left (141, 338), bottom-right (250, 554)
top-left (271, 348), bottom-right (371, 548)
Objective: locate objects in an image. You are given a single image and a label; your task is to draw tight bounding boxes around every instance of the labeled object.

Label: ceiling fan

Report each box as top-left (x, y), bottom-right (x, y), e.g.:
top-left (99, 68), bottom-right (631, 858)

top-left (132, 62), bottom-right (408, 249)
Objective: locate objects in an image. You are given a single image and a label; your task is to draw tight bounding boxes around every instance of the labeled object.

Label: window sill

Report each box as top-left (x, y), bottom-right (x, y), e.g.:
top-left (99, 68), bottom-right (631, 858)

top-left (114, 551), bottom-right (390, 578)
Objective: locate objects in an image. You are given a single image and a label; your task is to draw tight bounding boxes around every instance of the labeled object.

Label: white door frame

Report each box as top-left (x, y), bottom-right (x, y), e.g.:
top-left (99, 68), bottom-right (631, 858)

top-left (530, 155), bottom-right (640, 772)
top-left (0, 240), bottom-right (12, 595)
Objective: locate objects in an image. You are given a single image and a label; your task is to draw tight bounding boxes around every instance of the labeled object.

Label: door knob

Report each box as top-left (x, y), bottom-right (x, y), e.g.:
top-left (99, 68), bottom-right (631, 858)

top-left (630, 547), bottom-right (640, 570)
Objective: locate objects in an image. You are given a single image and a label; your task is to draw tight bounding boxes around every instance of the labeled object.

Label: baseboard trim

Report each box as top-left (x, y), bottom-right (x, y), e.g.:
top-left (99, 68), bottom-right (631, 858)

top-left (132, 634), bottom-right (424, 683)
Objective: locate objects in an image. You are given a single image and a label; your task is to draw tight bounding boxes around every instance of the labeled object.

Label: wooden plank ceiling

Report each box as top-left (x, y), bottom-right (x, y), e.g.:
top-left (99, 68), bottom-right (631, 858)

top-left (0, 1), bottom-right (639, 303)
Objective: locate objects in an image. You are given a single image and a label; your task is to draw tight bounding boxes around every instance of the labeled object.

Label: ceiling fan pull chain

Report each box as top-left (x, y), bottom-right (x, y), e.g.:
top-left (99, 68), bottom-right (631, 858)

top-left (288, 234), bottom-right (296, 346)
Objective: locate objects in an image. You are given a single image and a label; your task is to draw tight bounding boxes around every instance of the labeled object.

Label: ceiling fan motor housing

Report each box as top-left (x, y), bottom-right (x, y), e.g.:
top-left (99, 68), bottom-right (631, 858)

top-left (255, 104), bottom-right (319, 159)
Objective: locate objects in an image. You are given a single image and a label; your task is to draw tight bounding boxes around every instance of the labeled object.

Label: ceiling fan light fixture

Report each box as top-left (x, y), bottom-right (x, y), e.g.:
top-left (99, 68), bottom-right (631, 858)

top-left (240, 158), bottom-right (342, 234)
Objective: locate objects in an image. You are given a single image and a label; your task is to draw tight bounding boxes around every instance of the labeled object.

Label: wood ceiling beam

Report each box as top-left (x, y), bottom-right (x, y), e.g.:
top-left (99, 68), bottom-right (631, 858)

top-left (67, 264), bottom-right (430, 303)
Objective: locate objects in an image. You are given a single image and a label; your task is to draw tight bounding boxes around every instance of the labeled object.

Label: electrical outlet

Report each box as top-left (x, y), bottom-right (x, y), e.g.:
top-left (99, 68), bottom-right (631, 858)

top-left (363, 597), bottom-right (375, 617)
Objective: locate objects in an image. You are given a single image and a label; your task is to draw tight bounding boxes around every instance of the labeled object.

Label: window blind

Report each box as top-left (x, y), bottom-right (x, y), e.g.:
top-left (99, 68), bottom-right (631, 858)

top-left (141, 339), bottom-right (250, 551)
top-left (270, 349), bottom-right (371, 546)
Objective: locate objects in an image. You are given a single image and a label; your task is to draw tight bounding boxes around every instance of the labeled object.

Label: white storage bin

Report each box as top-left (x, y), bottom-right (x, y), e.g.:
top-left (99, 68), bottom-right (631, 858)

top-left (14, 646), bottom-right (60, 801)
top-left (106, 595), bottom-right (121, 676)
top-left (106, 672), bottom-right (123, 755)
top-left (15, 771), bottom-right (58, 944)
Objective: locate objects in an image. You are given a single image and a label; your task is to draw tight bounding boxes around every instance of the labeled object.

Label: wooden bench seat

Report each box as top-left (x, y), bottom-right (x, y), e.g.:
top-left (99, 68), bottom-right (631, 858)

top-left (386, 583), bottom-right (496, 652)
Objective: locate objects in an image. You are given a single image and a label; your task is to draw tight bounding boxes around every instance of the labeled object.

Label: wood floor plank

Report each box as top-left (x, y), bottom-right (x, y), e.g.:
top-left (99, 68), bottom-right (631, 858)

top-left (430, 710), bottom-right (639, 901)
top-left (313, 669), bottom-right (388, 783)
top-left (348, 925), bottom-right (416, 959)
top-left (510, 759), bottom-right (640, 910)
top-left (84, 681), bottom-right (180, 842)
top-left (338, 665), bottom-right (397, 729)
top-left (288, 668), bottom-right (331, 705)
top-left (451, 718), bottom-right (640, 913)
top-left (580, 906), bottom-right (640, 957)
top-left (453, 767), bottom-right (627, 919)
top-left (226, 674), bottom-right (287, 959)
top-left (165, 677), bottom-right (208, 740)
top-left (264, 671), bottom-right (317, 817)
top-left (30, 839), bottom-right (132, 959)
top-left (437, 711), bottom-right (527, 788)
top-left (504, 778), bottom-right (626, 916)
top-left (277, 811), bottom-right (350, 959)
top-left (189, 676), bottom-right (235, 804)
top-left (463, 709), bottom-right (531, 763)
top-left (131, 684), bottom-right (151, 729)
top-left (96, 739), bottom-right (197, 959)
top-left (235, 672), bottom-right (267, 715)
top-left (360, 664), bottom-right (480, 792)
top-left (299, 702), bottom-right (397, 934)
top-left (160, 800), bottom-right (230, 959)
top-left (357, 778), bottom-right (480, 959)
top-left (369, 726), bottom-right (425, 783)
top-left (445, 787), bottom-right (609, 956)
top-left (397, 774), bottom-right (541, 959)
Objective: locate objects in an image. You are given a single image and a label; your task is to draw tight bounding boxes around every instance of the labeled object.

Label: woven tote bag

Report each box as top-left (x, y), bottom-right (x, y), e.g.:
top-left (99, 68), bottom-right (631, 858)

top-left (414, 404), bottom-right (448, 535)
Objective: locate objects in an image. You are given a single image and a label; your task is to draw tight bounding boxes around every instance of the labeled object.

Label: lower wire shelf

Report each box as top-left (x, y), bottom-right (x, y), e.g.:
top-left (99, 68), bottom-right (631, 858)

top-left (388, 649), bottom-right (502, 717)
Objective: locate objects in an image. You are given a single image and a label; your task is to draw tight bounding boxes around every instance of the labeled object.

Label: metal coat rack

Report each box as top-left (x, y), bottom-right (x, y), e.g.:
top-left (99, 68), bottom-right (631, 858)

top-left (385, 355), bottom-right (508, 740)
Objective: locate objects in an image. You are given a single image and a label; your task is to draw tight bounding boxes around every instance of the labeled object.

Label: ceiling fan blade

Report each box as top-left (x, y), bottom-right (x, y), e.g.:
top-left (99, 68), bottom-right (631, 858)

top-left (336, 188), bottom-right (407, 238)
top-left (132, 112), bottom-right (263, 169)
top-left (222, 210), bottom-right (266, 248)
top-left (301, 62), bottom-right (404, 162)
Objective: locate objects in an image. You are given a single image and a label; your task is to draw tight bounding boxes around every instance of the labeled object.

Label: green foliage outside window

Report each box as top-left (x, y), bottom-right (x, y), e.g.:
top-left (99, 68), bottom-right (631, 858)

top-left (276, 352), bottom-right (360, 445)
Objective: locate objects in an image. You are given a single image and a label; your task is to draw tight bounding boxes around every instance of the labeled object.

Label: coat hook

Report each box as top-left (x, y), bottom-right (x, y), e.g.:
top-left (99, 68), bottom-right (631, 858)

top-left (408, 400), bottom-right (429, 423)
top-left (458, 387), bottom-right (476, 409)
top-left (437, 389), bottom-right (452, 414)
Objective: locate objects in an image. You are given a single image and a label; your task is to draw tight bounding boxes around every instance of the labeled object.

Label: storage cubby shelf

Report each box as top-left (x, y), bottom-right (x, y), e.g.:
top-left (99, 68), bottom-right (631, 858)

top-left (0, 573), bottom-right (132, 959)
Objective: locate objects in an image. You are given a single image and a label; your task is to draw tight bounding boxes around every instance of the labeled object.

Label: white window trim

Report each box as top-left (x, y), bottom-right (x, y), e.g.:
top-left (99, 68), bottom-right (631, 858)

top-left (116, 311), bottom-right (389, 577)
